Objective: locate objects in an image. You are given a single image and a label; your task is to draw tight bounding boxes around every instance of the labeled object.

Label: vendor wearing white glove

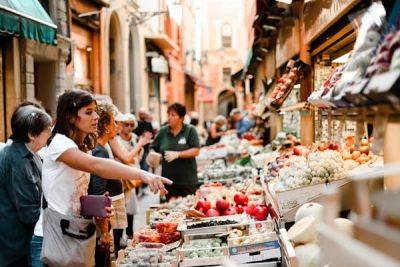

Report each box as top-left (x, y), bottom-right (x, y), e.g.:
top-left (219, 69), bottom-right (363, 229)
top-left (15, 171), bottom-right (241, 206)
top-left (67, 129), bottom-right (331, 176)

top-left (150, 103), bottom-right (200, 200)
top-left (164, 151), bottom-right (180, 162)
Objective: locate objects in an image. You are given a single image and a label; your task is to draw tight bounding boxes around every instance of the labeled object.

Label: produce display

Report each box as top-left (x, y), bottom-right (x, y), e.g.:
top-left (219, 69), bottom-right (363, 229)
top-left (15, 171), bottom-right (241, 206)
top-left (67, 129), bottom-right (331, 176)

top-left (134, 228), bottom-right (181, 244)
top-left (267, 60), bottom-right (303, 109)
top-left (294, 243), bottom-right (321, 267)
top-left (294, 203), bottom-right (324, 223)
top-left (283, 202), bottom-right (356, 267)
top-left (219, 134), bottom-right (247, 154)
top-left (340, 137), bottom-right (373, 165)
top-left (228, 221), bottom-right (275, 246)
top-left (308, 2), bottom-right (396, 108)
top-left (158, 196), bottom-right (196, 211)
top-left (288, 216), bottom-right (319, 245)
top-left (308, 65), bottom-right (344, 108)
top-left (268, 149), bottom-right (346, 192)
top-left (113, 2), bottom-right (400, 266)
top-left (182, 237), bottom-right (227, 259)
top-left (191, 179), bottom-right (277, 221)
top-left (186, 219), bottom-right (239, 229)
top-left (118, 243), bottom-right (178, 267)
top-left (200, 160), bottom-right (255, 182)
top-left (263, 133), bottom-right (376, 193)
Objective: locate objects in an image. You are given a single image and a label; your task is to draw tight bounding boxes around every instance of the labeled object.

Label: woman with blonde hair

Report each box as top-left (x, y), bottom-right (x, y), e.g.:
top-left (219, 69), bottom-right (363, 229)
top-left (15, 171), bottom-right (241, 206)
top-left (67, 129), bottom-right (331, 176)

top-left (88, 101), bottom-right (128, 264)
top-left (205, 115), bottom-right (230, 146)
top-left (116, 113), bottom-right (151, 239)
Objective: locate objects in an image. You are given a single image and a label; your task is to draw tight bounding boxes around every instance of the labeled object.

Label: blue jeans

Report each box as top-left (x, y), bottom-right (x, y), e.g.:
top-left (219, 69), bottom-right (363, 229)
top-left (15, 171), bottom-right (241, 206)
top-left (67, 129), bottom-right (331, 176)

top-left (30, 235), bottom-right (44, 267)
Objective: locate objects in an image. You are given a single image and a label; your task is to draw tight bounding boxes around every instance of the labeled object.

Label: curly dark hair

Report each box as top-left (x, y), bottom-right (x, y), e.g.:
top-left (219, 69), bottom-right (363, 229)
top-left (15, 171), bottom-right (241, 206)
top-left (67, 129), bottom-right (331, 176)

top-left (167, 103), bottom-right (186, 118)
top-left (50, 89), bottom-right (97, 152)
top-left (96, 101), bottom-right (116, 137)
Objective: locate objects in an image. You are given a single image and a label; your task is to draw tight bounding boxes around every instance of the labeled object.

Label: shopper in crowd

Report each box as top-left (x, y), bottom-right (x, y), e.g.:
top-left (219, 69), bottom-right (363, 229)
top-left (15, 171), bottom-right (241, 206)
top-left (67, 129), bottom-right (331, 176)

top-left (88, 101), bottom-right (127, 265)
top-left (149, 113), bottom-right (161, 135)
top-left (230, 108), bottom-right (255, 136)
top-left (149, 103), bottom-right (200, 200)
top-left (4, 100), bottom-right (44, 146)
top-left (205, 115), bottom-right (230, 146)
top-left (0, 106), bottom-right (52, 266)
top-left (116, 113), bottom-right (151, 239)
top-left (117, 114), bottom-right (151, 168)
top-left (40, 89), bottom-right (172, 266)
top-left (189, 111), bottom-right (207, 146)
top-left (94, 97), bottom-right (144, 167)
top-left (134, 108), bottom-right (154, 171)
top-left (250, 115), bottom-right (271, 146)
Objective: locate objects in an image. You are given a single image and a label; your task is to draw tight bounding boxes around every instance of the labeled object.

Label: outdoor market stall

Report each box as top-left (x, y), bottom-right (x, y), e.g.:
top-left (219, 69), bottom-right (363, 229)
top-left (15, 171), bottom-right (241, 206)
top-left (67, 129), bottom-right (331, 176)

top-left (113, 1), bottom-right (400, 266)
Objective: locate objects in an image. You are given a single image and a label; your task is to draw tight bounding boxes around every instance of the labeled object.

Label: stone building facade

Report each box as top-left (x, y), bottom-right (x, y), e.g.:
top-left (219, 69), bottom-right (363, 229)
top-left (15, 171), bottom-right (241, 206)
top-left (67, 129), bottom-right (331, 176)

top-left (0, 0), bottom-right (72, 141)
top-left (198, 0), bottom-right (248, 120)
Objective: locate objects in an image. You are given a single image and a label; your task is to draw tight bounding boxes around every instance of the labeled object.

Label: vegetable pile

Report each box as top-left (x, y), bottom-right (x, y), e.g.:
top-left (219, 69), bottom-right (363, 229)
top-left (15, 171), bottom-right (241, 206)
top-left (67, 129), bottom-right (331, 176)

top-left (273, 150), bottom-right (347, 192)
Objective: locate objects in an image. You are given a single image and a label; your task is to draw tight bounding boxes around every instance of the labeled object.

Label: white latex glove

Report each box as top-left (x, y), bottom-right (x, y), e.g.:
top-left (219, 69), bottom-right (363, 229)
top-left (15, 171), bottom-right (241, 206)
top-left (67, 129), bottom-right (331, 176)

top-left (165, 151), bottom-right (180, 162)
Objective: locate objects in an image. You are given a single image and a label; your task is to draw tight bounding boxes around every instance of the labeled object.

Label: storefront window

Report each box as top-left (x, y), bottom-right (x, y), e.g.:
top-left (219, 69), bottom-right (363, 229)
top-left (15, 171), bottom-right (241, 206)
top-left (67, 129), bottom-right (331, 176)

top-left (221, 23), bottom-right (232, 48)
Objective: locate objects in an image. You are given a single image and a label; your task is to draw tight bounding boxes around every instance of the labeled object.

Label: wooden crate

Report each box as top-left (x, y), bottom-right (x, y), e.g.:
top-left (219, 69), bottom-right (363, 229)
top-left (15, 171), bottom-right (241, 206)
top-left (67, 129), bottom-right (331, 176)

top-left (267, 178), bottom-right (350, 223)
top-left (319, 223), bottom-right (400, 267)
top-left (278, 228), bottom-right (297, 267)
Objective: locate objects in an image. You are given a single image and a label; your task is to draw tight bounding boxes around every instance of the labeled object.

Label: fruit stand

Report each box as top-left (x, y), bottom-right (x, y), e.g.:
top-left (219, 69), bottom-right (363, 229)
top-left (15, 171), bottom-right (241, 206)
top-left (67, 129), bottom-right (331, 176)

top-left (114, 1), bottom-right (400, 266)
top-left (114, 178), bottom-right (283, 267)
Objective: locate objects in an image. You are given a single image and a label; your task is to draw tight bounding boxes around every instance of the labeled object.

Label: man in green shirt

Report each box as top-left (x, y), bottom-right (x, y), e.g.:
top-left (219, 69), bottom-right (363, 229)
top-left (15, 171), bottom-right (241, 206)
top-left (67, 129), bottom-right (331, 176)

top-left (151, 103), bottom-right (200, 200)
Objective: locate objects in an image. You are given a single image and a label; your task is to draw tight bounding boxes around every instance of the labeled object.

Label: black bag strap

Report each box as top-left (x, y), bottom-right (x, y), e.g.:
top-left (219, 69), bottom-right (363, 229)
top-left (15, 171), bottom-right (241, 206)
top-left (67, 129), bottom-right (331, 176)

top-left (42, 195), bottom-right (48, 209)
top-left (60, 219), bottom-right (96, 240)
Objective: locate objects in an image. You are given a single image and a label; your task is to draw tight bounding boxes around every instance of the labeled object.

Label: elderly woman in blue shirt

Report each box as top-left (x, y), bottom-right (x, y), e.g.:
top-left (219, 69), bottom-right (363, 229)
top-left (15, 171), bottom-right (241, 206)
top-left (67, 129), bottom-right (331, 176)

top-left (0, 105), bottom-right (52, 266)
top-left (230, 108), bottom-right (255, 136)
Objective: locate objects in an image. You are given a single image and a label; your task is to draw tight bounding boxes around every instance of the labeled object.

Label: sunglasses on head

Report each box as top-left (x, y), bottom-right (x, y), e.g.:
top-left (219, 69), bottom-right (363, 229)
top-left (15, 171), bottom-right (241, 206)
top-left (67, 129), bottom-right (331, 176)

top-left (123, 123), bottom-right (135, 127)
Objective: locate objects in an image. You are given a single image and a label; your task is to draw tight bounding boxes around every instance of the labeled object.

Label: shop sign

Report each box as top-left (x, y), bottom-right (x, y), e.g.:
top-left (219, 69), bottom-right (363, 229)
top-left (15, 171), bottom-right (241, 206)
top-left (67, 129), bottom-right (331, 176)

top-left (304, 0), bottom-right (361, 44)
top-left (151, 56), bottom-right (169, 74)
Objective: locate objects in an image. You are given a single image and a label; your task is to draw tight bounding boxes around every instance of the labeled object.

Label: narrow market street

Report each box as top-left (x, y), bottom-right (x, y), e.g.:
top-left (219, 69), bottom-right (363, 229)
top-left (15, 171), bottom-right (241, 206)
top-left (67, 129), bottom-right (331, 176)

top-left (134, 189), bottom-right (159, 232)
top-left (0, 0), bottom-right (400, 267)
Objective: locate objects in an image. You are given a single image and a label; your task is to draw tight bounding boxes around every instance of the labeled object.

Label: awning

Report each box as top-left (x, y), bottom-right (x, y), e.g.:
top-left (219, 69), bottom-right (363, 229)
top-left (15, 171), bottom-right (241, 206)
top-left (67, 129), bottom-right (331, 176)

top-left (145, 33), bottom-right (179, 51)
top-left (244, 49), bottom-right (253, 71)
top-left (0, 0), bottom-right (57, 45)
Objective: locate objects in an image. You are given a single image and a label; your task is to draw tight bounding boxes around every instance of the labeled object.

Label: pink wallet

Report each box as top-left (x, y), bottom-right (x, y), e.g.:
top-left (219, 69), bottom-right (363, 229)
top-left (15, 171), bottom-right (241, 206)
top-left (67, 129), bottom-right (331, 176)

top-left (80, 195), bottom-right (112, 218)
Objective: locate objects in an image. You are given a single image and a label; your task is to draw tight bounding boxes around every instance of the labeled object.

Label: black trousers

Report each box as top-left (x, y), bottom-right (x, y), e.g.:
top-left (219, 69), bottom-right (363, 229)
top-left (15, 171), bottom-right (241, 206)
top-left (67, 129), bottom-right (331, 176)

top-left (126, 214), bottom-right (134, 238)
top-left (113, 229), bottom-right (123, 258)
top-left (94, 240), bottom-right (110, 267)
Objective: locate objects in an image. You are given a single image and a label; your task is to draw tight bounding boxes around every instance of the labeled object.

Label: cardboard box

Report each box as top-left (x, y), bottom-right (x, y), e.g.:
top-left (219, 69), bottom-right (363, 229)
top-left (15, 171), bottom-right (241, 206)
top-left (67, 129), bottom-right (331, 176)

top-left (229, 244), bottom-right (281, 264)
top-left (269, 179), bottom-right (350, 217)
top-left (180, 256), bottom-right (227, 267)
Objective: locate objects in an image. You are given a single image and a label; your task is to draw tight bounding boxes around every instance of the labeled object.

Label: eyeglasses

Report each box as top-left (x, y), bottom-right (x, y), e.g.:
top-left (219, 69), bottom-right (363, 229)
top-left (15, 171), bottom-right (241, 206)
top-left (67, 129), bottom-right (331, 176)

top-left (123, 123), bottom-right (135, 128)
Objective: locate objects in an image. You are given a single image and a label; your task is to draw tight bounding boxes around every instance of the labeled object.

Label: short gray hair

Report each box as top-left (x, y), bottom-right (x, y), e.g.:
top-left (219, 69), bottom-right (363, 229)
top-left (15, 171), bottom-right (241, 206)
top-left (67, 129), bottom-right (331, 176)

top-left (11, 106), bottom-right (52, 143)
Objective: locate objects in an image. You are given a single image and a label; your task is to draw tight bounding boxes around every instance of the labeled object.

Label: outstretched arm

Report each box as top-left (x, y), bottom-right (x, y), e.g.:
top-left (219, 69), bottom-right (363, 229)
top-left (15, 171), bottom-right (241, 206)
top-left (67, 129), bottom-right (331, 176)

top-left (58, 148), bottom-right (172, 194)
